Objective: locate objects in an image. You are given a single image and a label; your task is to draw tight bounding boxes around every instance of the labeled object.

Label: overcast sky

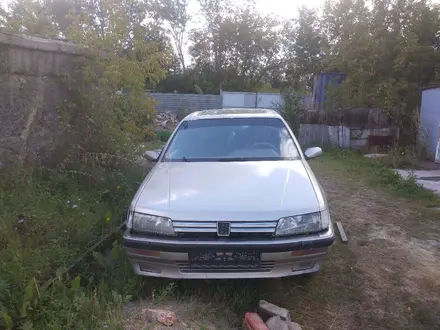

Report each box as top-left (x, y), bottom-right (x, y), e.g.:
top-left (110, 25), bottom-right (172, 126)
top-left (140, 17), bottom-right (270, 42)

top-left (1, 0), bottom-right (324, 19)
top-left (252, 0), bottom-right (322, 18)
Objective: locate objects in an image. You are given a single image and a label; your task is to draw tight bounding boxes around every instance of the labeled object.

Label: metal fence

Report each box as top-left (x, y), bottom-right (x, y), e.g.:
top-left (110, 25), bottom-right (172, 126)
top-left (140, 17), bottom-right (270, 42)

top-left (150, 93), bottom-right (222, 112)
top-left (149, 92), bottom-right (314, 112)
top-left (299, 124), bottom-right (350, 148)
top-left (221, 92), bottom-right (313, 110)
top-left (221, 92), bottom-right (283, 109)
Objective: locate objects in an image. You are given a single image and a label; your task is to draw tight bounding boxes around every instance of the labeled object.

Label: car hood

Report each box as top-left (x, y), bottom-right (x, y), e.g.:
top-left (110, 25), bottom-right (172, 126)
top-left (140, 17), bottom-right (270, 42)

top-left (134, 160), bottom-right (321, 221)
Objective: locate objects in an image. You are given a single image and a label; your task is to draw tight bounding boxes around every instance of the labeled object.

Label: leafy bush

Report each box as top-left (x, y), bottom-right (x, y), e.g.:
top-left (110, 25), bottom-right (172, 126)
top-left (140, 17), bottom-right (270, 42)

top-left (155, 130), bottom-right (173, 143)
top-left (57, 0), bottom-right (168, 156)
top-left (277, 89), bottom-right (306, 135)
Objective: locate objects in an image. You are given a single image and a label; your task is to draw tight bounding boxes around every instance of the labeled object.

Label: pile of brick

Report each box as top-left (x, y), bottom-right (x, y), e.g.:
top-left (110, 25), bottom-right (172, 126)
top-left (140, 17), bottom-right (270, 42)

top-left (154, 111), bottom-right (178, 130)
top-left (243, 300), bottom-right (302, 330)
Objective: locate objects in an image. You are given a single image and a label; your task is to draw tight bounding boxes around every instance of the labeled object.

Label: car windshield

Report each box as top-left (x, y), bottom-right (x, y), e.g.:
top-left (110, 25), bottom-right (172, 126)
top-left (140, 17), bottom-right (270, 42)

top-left (162, 117), bottom-right (300, 162)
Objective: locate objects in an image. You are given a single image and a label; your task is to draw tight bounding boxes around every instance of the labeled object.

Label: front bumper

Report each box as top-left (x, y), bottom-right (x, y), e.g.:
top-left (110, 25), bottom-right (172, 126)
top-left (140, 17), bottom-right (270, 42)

top-left (123, 223), bottom-right (335, 279)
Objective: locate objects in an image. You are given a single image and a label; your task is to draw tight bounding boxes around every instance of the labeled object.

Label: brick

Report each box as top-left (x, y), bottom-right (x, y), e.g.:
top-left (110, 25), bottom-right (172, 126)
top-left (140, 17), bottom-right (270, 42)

top-left (243, 312), bottom-right (269, 330)
top-left (258, 300), bottom-right (291, 322)
top-left (142, 308), bottom-right (176, 326)
top-left (287, 321), bottom-right (303, 330)
top-left (266, 316), bottom-right (289, 330)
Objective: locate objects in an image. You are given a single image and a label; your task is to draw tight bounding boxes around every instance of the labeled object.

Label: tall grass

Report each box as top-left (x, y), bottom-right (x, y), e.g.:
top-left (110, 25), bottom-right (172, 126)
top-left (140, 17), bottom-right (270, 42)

top-left (0, 163), bottom-right (144, 329)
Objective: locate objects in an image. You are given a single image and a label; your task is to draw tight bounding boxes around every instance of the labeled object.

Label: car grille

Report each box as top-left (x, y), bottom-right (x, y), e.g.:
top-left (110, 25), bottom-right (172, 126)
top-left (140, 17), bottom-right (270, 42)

top-left (173, 220), bottom-right (277, 239)
top-left (176, 232), bottom-right (275, 239)
top-left (177, 261), bottom-right (275, 273)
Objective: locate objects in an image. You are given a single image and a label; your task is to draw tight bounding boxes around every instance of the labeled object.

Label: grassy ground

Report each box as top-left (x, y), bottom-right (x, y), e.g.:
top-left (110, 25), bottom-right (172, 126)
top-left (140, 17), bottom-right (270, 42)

top-left (0, 163), bottom-right (145, 329)
top-left (302, 151), bottom-right (440, 329)
top-left (319, 148), bottom-right (440, 205)
top-left (123, 149), bottom-right (440, 329)
top-left (2, 149), bottom-right (440, 329)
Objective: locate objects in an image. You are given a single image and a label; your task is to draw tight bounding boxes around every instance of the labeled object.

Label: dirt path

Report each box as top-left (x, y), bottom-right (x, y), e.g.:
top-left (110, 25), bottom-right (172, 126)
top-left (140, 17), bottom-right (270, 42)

top-left (274, 161), bottom-right (440, 330)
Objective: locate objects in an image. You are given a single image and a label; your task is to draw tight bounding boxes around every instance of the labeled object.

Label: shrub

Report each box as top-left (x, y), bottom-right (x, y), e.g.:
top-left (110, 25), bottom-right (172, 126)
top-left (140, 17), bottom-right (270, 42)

top-left (276, 89), bottom-right (306, 135)
top-left (58, 0), bottom-right (168, 156)
top-left (155, 130), bottom-right (173, 142)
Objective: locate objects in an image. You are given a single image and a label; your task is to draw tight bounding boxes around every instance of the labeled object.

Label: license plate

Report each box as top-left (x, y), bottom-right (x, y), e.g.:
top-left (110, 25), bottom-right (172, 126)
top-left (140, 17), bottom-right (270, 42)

top-left (189, 251), bottom-right (261, 263)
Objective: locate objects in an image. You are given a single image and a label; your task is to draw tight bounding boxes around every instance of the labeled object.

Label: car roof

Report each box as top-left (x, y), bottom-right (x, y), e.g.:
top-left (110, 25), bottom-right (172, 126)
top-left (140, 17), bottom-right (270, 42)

top-left (183, 108), bottom-right (282, 121)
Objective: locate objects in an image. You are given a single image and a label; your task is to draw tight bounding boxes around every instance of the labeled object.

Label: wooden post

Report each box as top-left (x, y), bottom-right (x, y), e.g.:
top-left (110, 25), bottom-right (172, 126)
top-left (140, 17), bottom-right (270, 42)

top-left (336, 221), bottom-right (348, 243)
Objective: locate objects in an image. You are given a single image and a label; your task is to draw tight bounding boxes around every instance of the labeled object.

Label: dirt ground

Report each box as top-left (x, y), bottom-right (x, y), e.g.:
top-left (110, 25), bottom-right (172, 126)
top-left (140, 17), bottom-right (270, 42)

top-left (124, 159), bottom-right (440, 330)
top-left (280, 160), bottom-right (440, 330)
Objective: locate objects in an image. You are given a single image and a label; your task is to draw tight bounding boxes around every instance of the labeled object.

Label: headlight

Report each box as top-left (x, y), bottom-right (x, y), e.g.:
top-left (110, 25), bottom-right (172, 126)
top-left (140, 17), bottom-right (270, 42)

top-left (126, 211), bottom-right (134, 227)
top-left (132, 213), bottom-right (176, 236)
top-left (275, 210), bottom-right (330, 236)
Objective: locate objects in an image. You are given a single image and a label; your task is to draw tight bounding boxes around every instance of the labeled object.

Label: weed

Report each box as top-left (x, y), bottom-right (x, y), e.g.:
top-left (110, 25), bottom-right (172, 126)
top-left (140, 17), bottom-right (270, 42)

top-left (0, 162), bottom-right (143, 329)
top-left (379, 145), bottom-right (422, 169)
top-left (152, 282), bottom-right (177, 304)
top-left (275, 89), bottom-right (305, 136)
top-left (154, 130), bottom-right (173, 143)
top-left (318, 148), bottom-right (440, 205)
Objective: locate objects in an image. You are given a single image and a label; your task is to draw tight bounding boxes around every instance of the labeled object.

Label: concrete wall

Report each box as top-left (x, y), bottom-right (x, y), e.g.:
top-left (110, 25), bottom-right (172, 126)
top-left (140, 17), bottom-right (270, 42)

top-left (0, 32), bottom-right (80, 165)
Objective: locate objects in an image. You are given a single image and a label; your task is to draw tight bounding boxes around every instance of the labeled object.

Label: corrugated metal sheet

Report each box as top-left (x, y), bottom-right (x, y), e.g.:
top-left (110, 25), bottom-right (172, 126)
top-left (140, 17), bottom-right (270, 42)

top-left (256, 93), bottom-right (283, 108)
top-left (244, 93), bottom-right (257, 108)
top-left (419, 87), bottom-right (440, 157)
top-left (148, 92), bottom-right (313, 113)
top-left (312, 73), bottom-right (346, 111)
top-left (222, 91), bottom-right (312, 110)
top-left (221, 92), bottom-right (245, 107)
top-left (221, 92), bottom-right (256, 108)
top-left (150, 93), bottom-right (222, 112)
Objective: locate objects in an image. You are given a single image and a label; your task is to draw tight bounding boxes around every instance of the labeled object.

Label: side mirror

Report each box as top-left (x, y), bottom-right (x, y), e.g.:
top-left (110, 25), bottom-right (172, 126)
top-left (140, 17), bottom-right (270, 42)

top-left (143, 150), bottom-right (160, 162)
top-left (304, 147), bottom-right (322, 160)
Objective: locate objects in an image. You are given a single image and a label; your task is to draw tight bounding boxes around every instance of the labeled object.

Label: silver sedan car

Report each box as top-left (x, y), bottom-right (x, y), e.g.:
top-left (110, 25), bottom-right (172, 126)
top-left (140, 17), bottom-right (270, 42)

top-left (123, 108), bottom-right (335, 279)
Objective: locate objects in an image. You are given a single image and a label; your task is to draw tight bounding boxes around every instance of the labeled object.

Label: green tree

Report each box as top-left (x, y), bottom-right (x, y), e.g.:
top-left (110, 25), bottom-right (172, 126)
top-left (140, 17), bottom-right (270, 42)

top-left (63, 0), bottom-right (168, 153)
top-left (0, 5), bottom-right (8, 26)
top-left (189, 0), bottom-right (283, 93)
top-left (2, 0), bottom-right (169, 153)
top-left (3, 0), bottom-right (60, 37)
top-left (150, 0), bottom-right (190, 72)
top-left (320, 0), bottom-right (375, 108)
top-left (322, 0), bottom-right (440, 142)
top-left (283, 6), bottom-right (328, 91)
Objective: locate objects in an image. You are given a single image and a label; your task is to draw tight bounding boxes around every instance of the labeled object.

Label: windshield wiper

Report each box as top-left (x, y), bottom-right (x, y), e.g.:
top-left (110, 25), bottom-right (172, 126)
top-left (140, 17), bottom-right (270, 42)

top-left (214, 157), bottom-right (247, 162)
top-left (214, 157), bottom-right (286, 162)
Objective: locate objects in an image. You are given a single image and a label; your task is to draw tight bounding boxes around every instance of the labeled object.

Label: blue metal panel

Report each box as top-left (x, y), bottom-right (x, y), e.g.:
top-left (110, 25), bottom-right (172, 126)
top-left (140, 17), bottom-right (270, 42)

top-left (419, 88), bottom-right (440, 157)
top-left (312, 73), bottom-right (346, 111)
